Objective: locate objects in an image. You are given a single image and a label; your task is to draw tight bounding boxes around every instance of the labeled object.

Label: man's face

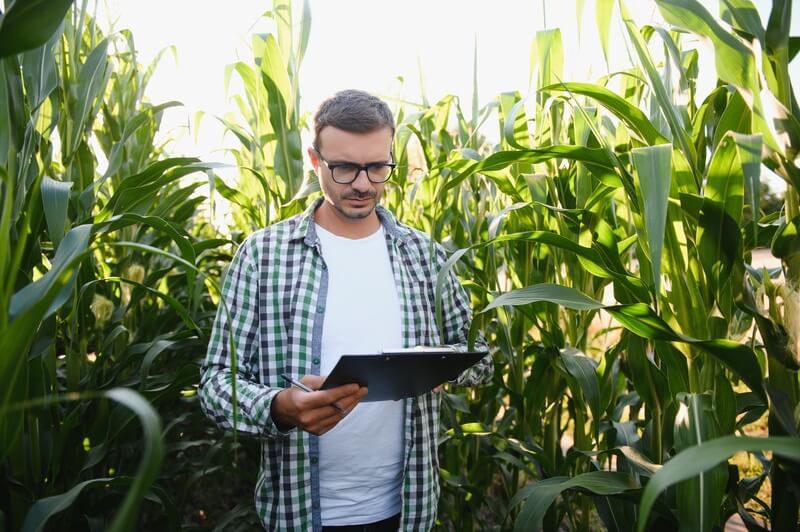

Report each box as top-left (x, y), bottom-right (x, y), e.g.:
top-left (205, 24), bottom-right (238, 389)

top-left (310, 126), bottom-right (393, 222)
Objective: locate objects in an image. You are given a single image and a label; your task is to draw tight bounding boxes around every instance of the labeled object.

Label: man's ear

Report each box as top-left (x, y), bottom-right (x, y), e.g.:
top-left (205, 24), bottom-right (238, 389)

top-left (307, 147), bottom-right (319, 167)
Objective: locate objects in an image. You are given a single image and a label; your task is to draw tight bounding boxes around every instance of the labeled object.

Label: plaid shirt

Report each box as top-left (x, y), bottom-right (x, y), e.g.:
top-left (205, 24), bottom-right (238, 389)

top-left (200, 199), bottom-right (492, 531)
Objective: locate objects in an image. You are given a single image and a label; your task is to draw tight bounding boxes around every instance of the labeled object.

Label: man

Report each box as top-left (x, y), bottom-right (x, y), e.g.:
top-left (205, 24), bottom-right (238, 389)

top-left (200, 89), bottom-right (492, 531)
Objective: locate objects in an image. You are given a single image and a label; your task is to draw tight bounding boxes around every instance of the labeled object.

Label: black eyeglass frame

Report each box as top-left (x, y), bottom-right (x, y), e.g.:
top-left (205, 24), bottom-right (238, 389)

top-left (312, 148), bottom-right (397, 184)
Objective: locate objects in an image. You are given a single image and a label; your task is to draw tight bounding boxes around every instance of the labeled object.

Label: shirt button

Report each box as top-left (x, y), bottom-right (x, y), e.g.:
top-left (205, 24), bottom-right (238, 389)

top-left (316, 305), bottom-right (324, 313)
top-left (312, 357), bottom-right (320, 365)
top-left (311, 456), bottom-right (318, 464)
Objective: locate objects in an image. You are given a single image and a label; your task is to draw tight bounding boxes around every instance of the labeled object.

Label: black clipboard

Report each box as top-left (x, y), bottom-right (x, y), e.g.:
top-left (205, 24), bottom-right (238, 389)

top-left (320, 348), bottom-right (488, 402)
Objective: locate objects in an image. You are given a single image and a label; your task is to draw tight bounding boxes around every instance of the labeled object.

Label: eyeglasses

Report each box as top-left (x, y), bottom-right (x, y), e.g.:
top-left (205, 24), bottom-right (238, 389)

top-left (313, 149), bottom-right (396, 184)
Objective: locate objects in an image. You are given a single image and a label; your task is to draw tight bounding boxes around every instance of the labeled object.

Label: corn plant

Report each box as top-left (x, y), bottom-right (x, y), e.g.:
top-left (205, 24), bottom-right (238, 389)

top-left (0, 1), bottom-right (236, 529)
top-left (4, 0), bottom-right (798, 530)
top-left (215, 0), bottom-right (313, 234)
top-left (419, 1), bottom-right (800, 530)
top-left (215, 1), bottom-right (799, 530)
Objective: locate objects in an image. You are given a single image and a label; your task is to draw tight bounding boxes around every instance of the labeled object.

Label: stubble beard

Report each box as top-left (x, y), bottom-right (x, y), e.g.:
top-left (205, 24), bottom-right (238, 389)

top-left (334, 192), bottom-right (377, 219)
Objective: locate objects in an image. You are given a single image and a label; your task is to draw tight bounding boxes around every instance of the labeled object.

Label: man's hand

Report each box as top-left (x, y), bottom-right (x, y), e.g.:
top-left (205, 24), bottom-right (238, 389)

top-left (271, 375), bottom-right (368, 435)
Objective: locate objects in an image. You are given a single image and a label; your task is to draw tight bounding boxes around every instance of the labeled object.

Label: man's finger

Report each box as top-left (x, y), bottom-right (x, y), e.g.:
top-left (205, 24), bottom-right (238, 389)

top-left (306, 388), bottom-right (369, 431)
top-left (299, 375), bottom-right (326, 389)
top-left (296, 375), bottom-right (365, 405)
top-left (299, 385), bottom-right (364, 409)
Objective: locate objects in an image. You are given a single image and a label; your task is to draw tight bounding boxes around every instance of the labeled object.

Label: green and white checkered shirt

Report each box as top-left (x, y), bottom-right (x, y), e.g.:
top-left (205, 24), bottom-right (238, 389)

top-left (200, 199), bottom-right (492, 531)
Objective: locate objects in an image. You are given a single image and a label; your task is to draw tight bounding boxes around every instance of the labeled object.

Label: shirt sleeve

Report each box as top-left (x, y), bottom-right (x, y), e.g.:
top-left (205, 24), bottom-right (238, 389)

top-left (435, 245), bottom-right (494, 387)
top-left (199, 238), bottom-right (293, 438)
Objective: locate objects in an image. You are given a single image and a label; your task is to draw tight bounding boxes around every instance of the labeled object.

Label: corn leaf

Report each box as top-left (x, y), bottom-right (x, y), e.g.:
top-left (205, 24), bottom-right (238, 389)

top-left (0, 0), bottom-right (73, 58)
top-left (619, 0), bottom-right (698, 182)
top-left (9, 224), bottom-right (91, 321)
top-left (485, 283), bottom-right (603, 312)
top-left (655, 0), bottom-right (780, 152)
top-left (673, 393), bottom-right (728, 532)
top-left (500, 91), bottom-right (530, 150)
top-left (260, 34), bottom-right (302, 196)
top-left (697, 132), bottom-right (745, 318)
top-left (483, 285), bottom-right (766, 401)
top-left (656, 0), bottom-right (753, 88)
top-left (67, 38), bottom-right (110, 159)
top-left (20, 34), bottom-right (59, 111)
top-left (19, 388), bottom-right (163, 532)
top-left (637, 436), bottom-right (800, 532)
top-left (596, 0), bottom-right (614, 69)
top-left (542, 82), bottom-right (668, 145)
top-left (560, 349), bottom-right (601, 422)
top-left (631, 144), bottom-right (672, 299)
top-left (40, 177), bottom-right (72, 249)
top-left (720, 0), bottom-right (765, 45)
top-left (513, 471), bottom-right (639, 532)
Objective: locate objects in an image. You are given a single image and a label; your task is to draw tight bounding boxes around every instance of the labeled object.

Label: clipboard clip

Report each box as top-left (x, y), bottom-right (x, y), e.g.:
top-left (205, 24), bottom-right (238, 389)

top-left (380, 345), bottom-right (457, 354)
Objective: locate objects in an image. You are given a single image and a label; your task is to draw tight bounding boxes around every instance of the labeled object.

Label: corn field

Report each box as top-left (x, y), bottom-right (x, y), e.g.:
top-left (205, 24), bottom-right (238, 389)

top-left (1, 0), bottom-right (799, 530)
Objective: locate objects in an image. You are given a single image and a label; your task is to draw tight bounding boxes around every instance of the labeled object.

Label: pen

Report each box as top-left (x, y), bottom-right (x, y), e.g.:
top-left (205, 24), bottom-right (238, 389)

top-left (281, 373), bottom-right (346, 414)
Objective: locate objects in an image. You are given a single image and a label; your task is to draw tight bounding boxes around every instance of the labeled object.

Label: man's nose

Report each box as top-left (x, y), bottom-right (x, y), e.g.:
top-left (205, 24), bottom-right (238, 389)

top-left (350, 169), bottom-right (372, 191)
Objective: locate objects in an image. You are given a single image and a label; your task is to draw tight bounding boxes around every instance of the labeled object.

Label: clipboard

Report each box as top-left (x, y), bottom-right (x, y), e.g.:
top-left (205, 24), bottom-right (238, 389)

top-left (320, 348), bottom-right (488, 402)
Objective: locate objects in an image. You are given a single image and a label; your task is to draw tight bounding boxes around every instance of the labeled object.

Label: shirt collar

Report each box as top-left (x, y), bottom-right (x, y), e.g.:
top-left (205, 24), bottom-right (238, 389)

top-left (289, 197), bottom-right (411, 246)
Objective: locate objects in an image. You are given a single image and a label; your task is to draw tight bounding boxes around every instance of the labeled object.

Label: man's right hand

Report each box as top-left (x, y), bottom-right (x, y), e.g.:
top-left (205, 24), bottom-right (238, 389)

top-left (270, 375), bottom-right (368, 435)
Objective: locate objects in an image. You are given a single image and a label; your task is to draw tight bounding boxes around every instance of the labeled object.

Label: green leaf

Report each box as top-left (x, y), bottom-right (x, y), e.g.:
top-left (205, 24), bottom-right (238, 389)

top-left (0, 56), bottom-right (24, 169)
top-left (103, 389), bottom-right (164, 532)
top-left (626, 335), bottom-right (667, 422)
top-left (260, 34), bottom-right (303, 197)
top-left (22, 478), bottom-right (113, 532)
top-left (637, 436), bottom-right (800, 532)
top-left (655, 0), bottom-right (779, 152)
top-left (500, 91), bottom-right (530, 150)
top-left (20, 33), bottom-right (59, 111)
top-left (0, 288), bottom-right (53, 460)
top-left (483, 287), bottom-right (766, 402)
top-left (608, 305), bottom-right (766, 401)
top-left (484, 283), bottom-right (603, 312)
top-left (444, 145), bottom-right (617, 193)
top-left (533, 29), bottom-right (563, 92)
top-left (296, 0), bottom-right (312, 67)
top-left (596, 0), bottom-right (614, 69)
top-left (656, 0), bottom-right (754, 88)
top-left (40, 177), bottom-right (72, 249)
top-left (619, 1), bottom-right (698, 183)
top-left (712, 90), bottom-right (751, 149)
top-left (0, 0), bottom-right (73, 58)
top-left (631, 144), bottom-right (672, 298)
top-left (9, 224), bottom-right (91, 321)
top-left (733, 133), bottom-right (762, 244)
top-left (771, 214), bottom-right (800, 262)
top-left (673, 394), bottom-right (728, 532)
top-left (273, 0), bottom-right (292, 67)
top-left (513, 471), bottom-right (639, 532)
top-left (790, 36), bottom-right (800, 62)
top-left (67, 38), bottom-right (110, 159)
top-left (721, 0), bottom-right (766, 44)
top-left (542, 82), bottom-right (668, 146)
top-left (81, 101), bottom-right (183, 206)
top-left (560, 349), bottom-right (601, 422)
top-left (697, 132), bottom-right (746, 318)
top-left (19, 388), bottom-right (163, 532)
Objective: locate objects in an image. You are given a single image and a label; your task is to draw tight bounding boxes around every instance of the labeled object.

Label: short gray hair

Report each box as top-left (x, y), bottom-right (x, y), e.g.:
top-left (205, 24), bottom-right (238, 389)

top-left (312, 89), bottom-right (395, 150)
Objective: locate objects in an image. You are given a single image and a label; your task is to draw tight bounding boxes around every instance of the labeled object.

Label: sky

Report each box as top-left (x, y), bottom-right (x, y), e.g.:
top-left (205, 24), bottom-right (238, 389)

top-left (96, 0), bottom-right (798, 188)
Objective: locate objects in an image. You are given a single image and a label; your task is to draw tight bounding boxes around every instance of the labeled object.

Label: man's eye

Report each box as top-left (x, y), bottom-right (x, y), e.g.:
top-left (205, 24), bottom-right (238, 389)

top-left (334, 164), bottom-right (359, 175)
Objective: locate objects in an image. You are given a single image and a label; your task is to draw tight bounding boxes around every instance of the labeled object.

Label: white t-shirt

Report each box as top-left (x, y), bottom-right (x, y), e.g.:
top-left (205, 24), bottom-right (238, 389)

top-left (315, 223), bottom-right (405, 526)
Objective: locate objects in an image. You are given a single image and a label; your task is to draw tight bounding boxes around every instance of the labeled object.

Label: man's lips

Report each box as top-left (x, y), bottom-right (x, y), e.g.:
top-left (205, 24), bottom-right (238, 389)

top-left (344, 195), bottom-right (374, 202)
